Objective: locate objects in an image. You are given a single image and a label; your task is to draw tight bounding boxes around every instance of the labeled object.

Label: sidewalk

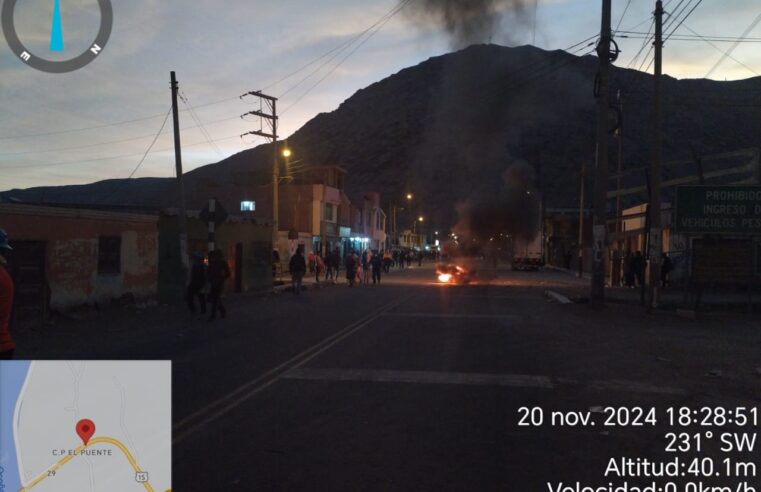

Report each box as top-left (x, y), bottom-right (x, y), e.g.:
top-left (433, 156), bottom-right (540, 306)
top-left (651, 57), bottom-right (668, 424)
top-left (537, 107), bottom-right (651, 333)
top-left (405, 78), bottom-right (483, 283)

top-left (544, 265), bottom-right (760, 314)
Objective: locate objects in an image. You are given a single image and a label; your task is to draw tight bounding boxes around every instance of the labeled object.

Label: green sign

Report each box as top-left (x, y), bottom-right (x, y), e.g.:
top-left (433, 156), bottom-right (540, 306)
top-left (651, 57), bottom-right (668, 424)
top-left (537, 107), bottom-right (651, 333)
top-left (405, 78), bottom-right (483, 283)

top-left (675, 186), bottom-right (761, 234)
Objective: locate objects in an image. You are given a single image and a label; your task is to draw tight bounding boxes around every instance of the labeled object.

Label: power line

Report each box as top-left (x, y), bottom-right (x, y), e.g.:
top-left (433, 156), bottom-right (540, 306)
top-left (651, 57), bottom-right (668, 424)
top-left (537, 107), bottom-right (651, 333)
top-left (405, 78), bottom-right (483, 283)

top-left (127, 108), bottom-right (172, 179)
top-left (704, 11), bottom-right (761, 78)
top-left (264, 1), bottom-right (410, 96)
top-left (1, 2), bottom-right (412, 143)
top-left (0, 115), bottom-right (239, 158)
top-left (663, 0), bottom-right (703, 43)
top-left (278, 0), bottom-right (407, 100)
top-left (180, 90), bottom-right (224, 157)
top-left (2, 134), bottom-right (242, 171)
top-left (616, 30), bottom-right (761, 43)
top-left (682, 23), bottom-right (759, 77)
top-left (614, 0), bottom-right (632, 33)
top-left (280, 0), bottom-right (410, 115)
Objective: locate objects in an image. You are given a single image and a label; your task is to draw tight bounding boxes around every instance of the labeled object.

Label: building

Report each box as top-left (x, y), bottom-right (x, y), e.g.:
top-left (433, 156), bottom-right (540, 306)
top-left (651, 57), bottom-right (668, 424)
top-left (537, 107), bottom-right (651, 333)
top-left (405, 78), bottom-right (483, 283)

top-left (1, 203), bottom-right (159, 319)
top-left (158, 210), bottom-right (272, 300)
top-left (397, 229), bottom-right (424, 249)
top-left (347, 192), bottom-right (387, 253)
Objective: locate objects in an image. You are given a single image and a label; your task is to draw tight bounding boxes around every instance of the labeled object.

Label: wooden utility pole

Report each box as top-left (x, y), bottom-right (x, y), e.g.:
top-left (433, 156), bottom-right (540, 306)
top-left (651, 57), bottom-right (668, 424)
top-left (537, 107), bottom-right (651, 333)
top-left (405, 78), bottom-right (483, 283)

top-left (170, 71), bottom-right (189, 276)
top-left (591, 0), bottom-right (612, 306)
top-left (648, 0), bottom-right (664, 309)
top-left (241, 91), bottom-right (279, 253)
top-left (578, 159), bottom-right (586, 278)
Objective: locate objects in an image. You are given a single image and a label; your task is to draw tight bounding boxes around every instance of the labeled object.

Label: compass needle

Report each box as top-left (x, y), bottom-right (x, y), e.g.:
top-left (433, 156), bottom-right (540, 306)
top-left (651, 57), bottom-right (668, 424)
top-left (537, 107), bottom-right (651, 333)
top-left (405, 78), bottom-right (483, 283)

top-left (50, 0), bottom-right (64, 52)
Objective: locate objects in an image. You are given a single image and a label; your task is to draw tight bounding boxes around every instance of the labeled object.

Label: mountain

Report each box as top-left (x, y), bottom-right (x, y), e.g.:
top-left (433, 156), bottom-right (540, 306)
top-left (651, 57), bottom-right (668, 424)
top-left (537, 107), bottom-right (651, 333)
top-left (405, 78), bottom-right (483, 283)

top-left (4, 44), bottom-right (761, 231)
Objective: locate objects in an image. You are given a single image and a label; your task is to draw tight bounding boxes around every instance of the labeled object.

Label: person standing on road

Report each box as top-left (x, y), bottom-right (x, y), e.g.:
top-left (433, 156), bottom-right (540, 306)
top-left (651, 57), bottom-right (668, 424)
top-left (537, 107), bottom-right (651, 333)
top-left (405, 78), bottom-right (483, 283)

top-left (362, 248), bottom-right (372, 284)
top-left (307, 250), bottom-right (316, 275)
top-left (623, 251), bottom-right (634, 288)
top-left (186, 253), bottom-right (207, 316)
top-left (661, 253), bottom-right (673, 288)
top-left (332, 247), bottom-right (341, 284)
top-left (345, 250), bottom-right (357, 287)
top-left (314, 251), bottom-right (325, 285)
top-left (382, 249), bottom-right (392, 273)
top-left (324, 249), bottom-right (335, 283)
top-left (207, 249), bottom-right (230, 321)
top-left (0, 229), bottom-right (15, 360)
top-left (632, 251), bottom-right (645, 286)
top-left (417, 250), bottom-right (423, 267)
top-left (371, 250), bottom-right (382, 285)
top-left (272, 249), bottom-right (281, 280)
top-left (289, 247), bottom-right (307, 295)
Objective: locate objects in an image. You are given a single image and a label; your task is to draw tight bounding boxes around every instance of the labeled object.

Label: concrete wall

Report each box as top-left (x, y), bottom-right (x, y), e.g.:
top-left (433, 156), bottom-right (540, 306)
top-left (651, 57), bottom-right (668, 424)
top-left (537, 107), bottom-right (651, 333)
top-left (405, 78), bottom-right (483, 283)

top-left (158, 213), bottom-right (272, 301)
top-left (1, 204), bottom-right (158, 310)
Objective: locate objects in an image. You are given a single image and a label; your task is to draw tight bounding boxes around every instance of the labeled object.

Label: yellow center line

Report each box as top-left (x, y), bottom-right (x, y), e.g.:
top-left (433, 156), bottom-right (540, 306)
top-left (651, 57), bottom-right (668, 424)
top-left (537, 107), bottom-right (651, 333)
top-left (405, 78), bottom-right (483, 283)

top-left (18, 436), bottom-right (159, 492)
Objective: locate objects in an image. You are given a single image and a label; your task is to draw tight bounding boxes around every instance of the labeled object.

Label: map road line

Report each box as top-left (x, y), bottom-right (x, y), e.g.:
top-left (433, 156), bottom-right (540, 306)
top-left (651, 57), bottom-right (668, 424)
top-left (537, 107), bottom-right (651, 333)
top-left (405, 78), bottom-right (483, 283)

top-left (172, 295), bottom-right (409, 444)
top-left (19, 436), bottom-right (154, 492)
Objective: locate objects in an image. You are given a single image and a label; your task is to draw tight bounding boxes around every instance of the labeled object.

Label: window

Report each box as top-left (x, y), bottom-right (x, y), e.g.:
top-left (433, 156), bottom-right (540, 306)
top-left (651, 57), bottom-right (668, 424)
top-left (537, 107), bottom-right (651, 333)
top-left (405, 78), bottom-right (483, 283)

top-left (98, 236), bottom-right (121, 275)
top-left (324, 203), bottom-right (334, 221)
top-left (240, 200), bottom-right (255, 211)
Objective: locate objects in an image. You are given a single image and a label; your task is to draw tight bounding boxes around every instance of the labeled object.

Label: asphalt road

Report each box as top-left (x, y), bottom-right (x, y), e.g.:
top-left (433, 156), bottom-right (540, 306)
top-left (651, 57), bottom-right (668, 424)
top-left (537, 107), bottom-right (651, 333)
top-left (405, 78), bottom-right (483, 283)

top-left (17, 264), bottom-right (761, 491)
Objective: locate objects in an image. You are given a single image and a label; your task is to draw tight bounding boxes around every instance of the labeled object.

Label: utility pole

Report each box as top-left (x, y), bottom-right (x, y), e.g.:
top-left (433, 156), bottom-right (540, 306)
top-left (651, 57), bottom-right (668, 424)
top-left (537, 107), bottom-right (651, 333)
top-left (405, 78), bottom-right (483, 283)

top-left (170, 71), bottom-right (189, 277)
top-left (578, 159), bottom-right (586, 278)
top-left (591, 0), bottom-right (612, 306)
top-left (648, 0), bottom-right (664, 309)
top-left (613, 90), bottom-right (624, 287)
top-left (241, 91), bottom-right (279, 253)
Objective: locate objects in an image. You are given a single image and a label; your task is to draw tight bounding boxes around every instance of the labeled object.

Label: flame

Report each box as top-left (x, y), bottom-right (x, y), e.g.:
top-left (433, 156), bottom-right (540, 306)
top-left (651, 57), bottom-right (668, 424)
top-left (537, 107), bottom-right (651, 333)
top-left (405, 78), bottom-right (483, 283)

top-left (438, 273), bottom-right (452, 283)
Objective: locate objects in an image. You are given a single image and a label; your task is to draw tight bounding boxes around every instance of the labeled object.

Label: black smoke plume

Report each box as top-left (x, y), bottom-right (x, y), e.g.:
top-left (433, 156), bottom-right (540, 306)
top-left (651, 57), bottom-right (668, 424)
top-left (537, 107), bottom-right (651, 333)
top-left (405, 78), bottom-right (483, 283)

top-left (452, 161), bottom-right (541, 243)
top-left (402, 0), bottom-right (531, 48)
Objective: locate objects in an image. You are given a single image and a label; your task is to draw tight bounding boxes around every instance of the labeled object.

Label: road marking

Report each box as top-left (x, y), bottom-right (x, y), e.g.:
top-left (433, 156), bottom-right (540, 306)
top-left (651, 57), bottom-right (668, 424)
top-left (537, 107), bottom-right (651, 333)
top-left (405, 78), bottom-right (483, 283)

top-left (20, 436), bottom-right (155, 492)
top-left (284, 368), bottom-right (554, 388)
top-left (380, 312), bottom-right (521, 320)
top-left (172, 296), bottom-right (409, 444)
top-left (283, 368), bottom-right (687, 396)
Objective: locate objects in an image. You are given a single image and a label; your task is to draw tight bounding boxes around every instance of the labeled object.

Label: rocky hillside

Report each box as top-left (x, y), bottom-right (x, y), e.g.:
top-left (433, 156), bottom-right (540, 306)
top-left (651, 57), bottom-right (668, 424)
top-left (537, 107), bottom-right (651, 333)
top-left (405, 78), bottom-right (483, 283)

top-left (5, 44), bottom-right (760, 231)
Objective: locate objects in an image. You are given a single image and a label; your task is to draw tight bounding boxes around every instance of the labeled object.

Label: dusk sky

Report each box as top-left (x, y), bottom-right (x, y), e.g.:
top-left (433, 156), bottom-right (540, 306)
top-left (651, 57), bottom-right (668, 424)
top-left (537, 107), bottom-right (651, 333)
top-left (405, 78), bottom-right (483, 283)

top-left (1, 0), bottom-right (759, 191)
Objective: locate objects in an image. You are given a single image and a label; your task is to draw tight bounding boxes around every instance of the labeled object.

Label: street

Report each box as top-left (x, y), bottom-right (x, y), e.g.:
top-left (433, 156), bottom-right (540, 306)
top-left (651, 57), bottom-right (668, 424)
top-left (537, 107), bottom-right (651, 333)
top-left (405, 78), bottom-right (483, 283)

top-left (16, 265), bottom-right (760, 490)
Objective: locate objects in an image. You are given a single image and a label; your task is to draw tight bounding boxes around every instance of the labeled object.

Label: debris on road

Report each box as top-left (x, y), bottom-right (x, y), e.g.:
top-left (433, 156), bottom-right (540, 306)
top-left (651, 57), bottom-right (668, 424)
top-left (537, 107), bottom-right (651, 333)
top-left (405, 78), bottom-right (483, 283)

top-left (544, 290), bottom-right (572, 304)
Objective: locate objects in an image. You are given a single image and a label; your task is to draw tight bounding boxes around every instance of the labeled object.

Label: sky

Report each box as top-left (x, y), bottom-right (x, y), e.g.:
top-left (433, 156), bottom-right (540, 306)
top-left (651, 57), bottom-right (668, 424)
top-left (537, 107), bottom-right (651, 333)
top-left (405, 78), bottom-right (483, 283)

top-left (1, 0), bottom-right (759, 191)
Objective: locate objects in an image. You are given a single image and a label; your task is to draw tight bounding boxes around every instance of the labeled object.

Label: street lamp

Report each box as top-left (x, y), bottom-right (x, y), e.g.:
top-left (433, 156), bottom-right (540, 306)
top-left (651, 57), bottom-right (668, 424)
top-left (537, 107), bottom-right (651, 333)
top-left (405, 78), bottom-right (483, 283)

top-left (406, 193), bottom-right (413, 201)
top-left (282, 148), bottom-right (292, 158)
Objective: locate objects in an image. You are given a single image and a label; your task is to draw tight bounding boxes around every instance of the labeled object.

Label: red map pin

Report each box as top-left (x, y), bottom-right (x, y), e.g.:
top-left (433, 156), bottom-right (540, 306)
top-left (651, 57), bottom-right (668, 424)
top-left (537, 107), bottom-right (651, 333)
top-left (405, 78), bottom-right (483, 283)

top-left (76, 419), bottom-right (96, 445)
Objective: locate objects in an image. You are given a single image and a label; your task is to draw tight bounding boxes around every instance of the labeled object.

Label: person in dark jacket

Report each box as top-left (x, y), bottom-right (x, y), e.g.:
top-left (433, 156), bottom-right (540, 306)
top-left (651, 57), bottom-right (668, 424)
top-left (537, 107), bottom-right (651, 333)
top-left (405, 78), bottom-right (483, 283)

top-left (661, 253), bottom-right (673, 288)
top-left (371, 250), bottom-right (382, 284)
top-left (345, 250), bottom-right (357, 287)
top-left (207, 249), bottom-right (230, 321)
top-left (623, 251), bottom-right (635, 288)
top-left (632, 251), bottom-right (645, 287)
top-left (331, 247), bottom-right (342, 284)
top-left (186, 253), bottom-right (207, 315)
top-left (289, 247), bottom-right (307, 295)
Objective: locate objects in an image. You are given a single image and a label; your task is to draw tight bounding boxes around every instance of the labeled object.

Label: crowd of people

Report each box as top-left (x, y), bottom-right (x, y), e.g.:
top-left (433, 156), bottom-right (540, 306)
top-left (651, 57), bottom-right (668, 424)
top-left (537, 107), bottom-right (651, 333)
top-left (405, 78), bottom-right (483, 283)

top-left (186, 249), bottom-right (231, 320)
top-left (284, 246), bottom-right (434, 294)
top-left (621, 251), bottom-right (673, 288)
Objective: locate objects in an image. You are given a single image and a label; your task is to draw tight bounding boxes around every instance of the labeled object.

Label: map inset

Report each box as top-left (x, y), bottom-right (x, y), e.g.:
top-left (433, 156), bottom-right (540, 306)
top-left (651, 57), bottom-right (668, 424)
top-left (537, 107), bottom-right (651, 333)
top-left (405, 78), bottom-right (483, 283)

top-left (0, 361), bottom-right (171, 492)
